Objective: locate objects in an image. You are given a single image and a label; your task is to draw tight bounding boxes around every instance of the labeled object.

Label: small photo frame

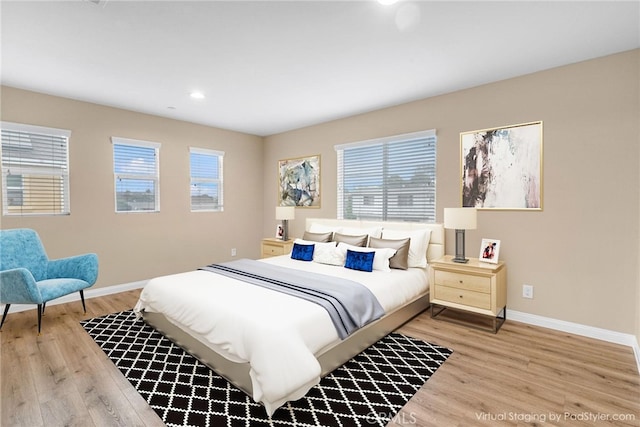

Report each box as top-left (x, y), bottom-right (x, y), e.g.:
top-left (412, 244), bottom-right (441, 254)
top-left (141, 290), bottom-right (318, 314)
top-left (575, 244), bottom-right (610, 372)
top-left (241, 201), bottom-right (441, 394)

top-left (479, 239), bottom-right (500, 263)
top-left (275, 224), bottom-right (284, 240)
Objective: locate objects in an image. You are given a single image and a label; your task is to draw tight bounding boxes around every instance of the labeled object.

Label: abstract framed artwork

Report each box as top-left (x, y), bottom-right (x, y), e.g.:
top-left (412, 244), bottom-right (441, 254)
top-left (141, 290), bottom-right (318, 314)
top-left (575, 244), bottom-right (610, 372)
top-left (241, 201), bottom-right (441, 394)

top-left (461, 121), bottom-right (543, 210)
top-left (278, 154), bottom-right (321, 208)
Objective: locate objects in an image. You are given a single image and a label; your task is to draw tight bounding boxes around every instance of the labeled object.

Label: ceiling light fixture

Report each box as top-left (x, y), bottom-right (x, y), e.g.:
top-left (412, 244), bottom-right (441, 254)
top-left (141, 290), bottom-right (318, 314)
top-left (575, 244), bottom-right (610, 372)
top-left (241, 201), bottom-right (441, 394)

top-left (190, 91), bottom-right (205, 100)
top-left (85, 0), bottom-right (108, 7)
top-left (378, 0), bottom-right (399, 5)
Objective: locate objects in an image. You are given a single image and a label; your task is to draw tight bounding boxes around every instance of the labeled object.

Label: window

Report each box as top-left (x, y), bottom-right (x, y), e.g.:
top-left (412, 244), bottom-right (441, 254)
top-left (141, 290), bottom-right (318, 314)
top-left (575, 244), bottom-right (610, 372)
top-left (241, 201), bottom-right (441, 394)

top-left (190, 147), bottom-right (224, 212)
top-left (1, 122), bottom-right (71, 216)
top-left (112, 137), bottom-right (160, 212)
top-left (336, 130), bottom-right (436, 222)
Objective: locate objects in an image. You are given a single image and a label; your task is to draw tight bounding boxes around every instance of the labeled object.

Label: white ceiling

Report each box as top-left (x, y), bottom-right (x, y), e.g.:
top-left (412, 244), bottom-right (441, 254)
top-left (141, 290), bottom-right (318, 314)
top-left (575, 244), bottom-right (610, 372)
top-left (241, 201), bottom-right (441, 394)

top-left (1, 1), bottom-right (639, 136)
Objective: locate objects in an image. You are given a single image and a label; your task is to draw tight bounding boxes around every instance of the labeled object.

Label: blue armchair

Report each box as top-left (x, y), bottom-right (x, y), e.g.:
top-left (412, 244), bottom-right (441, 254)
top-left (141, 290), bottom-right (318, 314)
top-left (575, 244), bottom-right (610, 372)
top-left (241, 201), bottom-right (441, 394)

top-left (0, 228), bottom-right (98, 333)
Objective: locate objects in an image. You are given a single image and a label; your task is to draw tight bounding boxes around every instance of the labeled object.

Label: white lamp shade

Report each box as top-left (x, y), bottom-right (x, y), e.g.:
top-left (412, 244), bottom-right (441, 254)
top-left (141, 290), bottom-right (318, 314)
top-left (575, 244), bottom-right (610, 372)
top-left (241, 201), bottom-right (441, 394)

top-left (275, 206), bottom-right (296, 220)
top-left (444, 208), bottom-right (477, 230)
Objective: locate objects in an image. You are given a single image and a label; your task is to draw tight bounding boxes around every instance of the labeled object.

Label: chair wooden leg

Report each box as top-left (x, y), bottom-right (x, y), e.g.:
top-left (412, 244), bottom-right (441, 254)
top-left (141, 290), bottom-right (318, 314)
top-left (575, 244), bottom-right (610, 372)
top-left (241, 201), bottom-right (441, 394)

top-left (37, 304), bottom-right (43, 335)
top-left (80, 290), bottom-right (86, 313)
top-left (0, 304), bottom-right (10, 330)
top-left (42, 301), bottom-right (47, 314)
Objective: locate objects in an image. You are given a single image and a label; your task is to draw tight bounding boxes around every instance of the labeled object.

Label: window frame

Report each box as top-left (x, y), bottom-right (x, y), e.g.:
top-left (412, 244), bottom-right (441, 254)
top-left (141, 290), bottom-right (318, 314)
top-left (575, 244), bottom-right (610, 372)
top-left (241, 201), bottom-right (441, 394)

top-left (1, 121), bottom-right (71, 216)
top-left (111, 136), bottom-right (161, 213)
top-left (189, 147), bottom-right (224, 212)
top-left (335, 129), bottom-right (437, 222)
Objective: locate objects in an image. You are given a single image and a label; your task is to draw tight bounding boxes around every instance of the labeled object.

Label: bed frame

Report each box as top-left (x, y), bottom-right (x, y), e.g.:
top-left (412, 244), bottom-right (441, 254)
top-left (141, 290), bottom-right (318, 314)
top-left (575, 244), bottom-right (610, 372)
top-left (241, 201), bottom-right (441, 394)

top-left (143, 219), bottom-right (444, 400)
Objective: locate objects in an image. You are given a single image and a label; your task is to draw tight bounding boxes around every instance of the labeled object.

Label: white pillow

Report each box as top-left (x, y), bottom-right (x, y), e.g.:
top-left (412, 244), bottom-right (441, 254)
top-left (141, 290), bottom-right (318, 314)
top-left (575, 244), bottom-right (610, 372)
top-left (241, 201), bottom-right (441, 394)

top-left (313, 242), bottom-right (344, 266)
top-left (381, 229), bottom-right (431, 268)
top-left (337, 242), bottom-right (396, 272)
top-left (339, 226), bottom-right (383, 239)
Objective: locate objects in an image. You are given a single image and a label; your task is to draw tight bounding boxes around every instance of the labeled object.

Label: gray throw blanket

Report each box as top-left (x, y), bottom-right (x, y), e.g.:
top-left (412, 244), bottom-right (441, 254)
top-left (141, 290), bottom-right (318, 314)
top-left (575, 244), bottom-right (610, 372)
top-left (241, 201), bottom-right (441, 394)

top-left (199, 259), bottom-right (385, 339)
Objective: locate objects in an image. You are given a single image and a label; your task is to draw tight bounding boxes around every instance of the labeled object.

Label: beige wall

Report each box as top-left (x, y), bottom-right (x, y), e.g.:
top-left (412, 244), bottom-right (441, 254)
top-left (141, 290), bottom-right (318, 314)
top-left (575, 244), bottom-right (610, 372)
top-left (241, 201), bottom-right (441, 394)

top-left (0, 87), bottom-right (264, 287)
top-left (263, 49), bottom-right (640, 335)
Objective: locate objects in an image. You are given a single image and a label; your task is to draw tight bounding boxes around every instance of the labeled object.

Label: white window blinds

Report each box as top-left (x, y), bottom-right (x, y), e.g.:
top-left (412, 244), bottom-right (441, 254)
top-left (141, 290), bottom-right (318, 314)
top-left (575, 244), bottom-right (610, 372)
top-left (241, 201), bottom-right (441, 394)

top-left (112, 137), bottom-right (160, 213)
top-left (1, 122), bottom-right (71, 216)
top-left (190, 147), bottom-right (224, 212)
top-left (336, 130), bottom-right (436, 222)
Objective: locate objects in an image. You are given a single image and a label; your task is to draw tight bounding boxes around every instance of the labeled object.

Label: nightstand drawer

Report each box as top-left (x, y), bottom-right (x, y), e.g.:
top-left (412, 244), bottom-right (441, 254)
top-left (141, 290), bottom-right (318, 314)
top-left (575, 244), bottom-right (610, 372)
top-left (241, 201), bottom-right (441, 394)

top-left (434, 270), bottom-right (491, 293)
top-left (434, 285), bottom-right (491, 310)
top-left (261, 238), bottom-right (293, 258)
top-left (262, 244), bottom-right (286, 257)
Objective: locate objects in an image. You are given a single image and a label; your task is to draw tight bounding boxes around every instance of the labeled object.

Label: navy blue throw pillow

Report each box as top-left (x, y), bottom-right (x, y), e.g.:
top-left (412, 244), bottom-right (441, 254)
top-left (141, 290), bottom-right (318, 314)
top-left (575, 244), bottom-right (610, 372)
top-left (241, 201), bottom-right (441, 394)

top-left (344, 249), bottom-right (375, 272)
top-left (291, 243), bottom-right (314, 261)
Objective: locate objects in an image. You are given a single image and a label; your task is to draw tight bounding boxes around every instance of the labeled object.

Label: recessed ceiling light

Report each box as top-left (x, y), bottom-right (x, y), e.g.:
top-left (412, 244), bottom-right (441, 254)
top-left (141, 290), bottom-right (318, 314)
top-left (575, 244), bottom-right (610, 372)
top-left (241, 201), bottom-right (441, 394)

top-left (378, 0), bottom-right (399, 5)
top-left (85, 0), bottom-right (108, 7)
top-left (190, 92), bottom-right (205, 99)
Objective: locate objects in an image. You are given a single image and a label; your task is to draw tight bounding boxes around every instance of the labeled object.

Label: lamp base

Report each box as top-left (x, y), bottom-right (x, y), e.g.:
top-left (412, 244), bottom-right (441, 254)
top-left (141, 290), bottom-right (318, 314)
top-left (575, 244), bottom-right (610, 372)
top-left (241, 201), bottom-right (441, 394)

top-left (453, 229), bottom-right (468, 263)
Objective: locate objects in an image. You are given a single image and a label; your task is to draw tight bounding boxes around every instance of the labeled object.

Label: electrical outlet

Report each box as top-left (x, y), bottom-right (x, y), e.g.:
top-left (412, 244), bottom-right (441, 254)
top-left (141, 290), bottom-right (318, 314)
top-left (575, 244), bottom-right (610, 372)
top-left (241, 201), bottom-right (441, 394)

top-left (522, 284), bottom-right (534, 299)
top-left (231, 248), bottom-right (237, 257)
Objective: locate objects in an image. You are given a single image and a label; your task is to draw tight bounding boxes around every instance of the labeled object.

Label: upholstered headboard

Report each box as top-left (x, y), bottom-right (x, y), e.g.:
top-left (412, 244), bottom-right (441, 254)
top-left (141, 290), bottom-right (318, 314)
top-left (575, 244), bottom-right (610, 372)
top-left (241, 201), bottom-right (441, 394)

top-left (305, 218), bottom-right (445, 263)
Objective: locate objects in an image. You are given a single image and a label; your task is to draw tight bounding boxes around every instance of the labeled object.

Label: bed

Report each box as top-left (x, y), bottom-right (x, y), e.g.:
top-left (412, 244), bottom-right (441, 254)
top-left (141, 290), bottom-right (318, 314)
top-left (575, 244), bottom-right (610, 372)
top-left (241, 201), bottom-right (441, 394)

top-left (134, 218), bottom-right (444, 415)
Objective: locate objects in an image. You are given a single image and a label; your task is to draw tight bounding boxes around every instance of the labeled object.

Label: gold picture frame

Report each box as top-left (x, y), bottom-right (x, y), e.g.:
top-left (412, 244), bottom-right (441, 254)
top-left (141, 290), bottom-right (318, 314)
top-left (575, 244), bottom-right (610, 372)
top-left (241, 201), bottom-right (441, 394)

top-left (460, 121), bottom-right (543, 210)
top-left (278, 154), bottom-right (320, 208)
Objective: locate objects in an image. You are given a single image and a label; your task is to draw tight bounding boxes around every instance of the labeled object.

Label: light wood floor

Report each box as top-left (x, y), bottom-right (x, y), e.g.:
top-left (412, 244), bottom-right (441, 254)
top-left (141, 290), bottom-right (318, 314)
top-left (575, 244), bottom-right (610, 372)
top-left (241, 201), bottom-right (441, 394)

top-left (1, 290), bottom-right (638, 427)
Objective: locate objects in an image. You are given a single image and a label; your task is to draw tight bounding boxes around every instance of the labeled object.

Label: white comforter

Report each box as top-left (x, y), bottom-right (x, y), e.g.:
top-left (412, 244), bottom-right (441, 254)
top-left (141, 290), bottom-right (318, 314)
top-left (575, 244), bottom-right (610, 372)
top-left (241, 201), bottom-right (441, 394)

top-left (133, 255), bottom-right (428, 415)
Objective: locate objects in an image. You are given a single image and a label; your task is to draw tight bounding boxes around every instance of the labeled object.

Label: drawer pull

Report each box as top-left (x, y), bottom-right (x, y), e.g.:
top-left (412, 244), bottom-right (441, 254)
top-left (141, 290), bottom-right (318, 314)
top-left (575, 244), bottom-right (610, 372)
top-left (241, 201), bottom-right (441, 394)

top-left (459, 295), bottom-right (463, 298)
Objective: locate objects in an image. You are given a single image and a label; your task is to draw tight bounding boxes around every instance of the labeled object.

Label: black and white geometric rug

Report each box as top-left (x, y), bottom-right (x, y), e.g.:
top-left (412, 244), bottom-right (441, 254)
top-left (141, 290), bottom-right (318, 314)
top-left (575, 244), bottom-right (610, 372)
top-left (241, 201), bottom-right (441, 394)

top-left (81, 310), bottom-right (452, 427)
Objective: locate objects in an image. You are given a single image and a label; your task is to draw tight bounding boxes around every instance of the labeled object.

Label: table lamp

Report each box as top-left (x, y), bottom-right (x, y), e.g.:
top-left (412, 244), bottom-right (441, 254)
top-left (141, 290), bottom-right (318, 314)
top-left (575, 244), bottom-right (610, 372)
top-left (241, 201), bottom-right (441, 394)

top-left (444, 208), bottom-right (477, 263)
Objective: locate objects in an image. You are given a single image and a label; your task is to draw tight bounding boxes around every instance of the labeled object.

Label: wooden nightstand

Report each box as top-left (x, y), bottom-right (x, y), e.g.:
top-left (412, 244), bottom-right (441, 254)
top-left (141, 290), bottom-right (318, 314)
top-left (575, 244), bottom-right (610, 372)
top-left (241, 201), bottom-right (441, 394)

top-left (429, 255), bottom-right (507, 333)
top-left (261, 238), bottom-right (293, 258)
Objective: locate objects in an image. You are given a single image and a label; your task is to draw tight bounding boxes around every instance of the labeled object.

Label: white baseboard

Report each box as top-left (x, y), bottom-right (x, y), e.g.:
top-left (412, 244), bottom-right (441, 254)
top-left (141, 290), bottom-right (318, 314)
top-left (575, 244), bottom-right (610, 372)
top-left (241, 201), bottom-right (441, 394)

top-left (0, 280), bottom-right (148, 314)
top-left (509, 309), bottom-right (640, 374)
top-left (3, 283), bottom-right (639, 374)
